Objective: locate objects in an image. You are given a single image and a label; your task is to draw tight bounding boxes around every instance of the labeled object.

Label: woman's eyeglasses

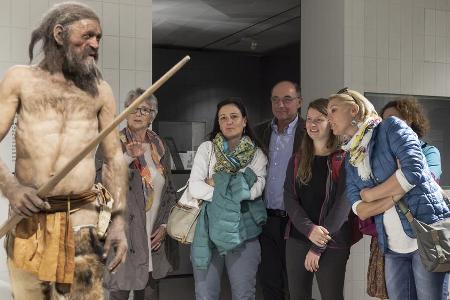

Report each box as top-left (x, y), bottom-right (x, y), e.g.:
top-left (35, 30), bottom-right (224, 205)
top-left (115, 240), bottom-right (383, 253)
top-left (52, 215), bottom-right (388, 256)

top-left (129, 107), bottom-right (155, 116)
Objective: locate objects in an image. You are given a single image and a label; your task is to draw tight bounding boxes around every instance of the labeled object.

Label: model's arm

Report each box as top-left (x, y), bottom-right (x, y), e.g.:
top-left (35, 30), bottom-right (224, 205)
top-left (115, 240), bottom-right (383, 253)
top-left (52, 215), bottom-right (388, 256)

top-left (0, 66), bottom-right (48, 217)
top-left (97, 81), bottom-right (128, 272)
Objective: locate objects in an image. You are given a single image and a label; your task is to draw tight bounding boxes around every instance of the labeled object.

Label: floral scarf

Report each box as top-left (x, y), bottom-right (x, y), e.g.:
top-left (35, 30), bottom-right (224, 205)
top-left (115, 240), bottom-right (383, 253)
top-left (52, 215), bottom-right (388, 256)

top-left (212, 133), bottom-right (256, 173)
top-left (341, 116), bottom-right (382, 181)
top-left (120, 127), bottom-right (165, 210)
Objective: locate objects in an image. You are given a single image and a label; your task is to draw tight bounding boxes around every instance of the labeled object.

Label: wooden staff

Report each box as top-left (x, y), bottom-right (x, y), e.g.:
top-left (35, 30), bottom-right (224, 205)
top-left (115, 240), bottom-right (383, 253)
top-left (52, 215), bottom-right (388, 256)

top-left (0, 55), bottom-right (191, 238)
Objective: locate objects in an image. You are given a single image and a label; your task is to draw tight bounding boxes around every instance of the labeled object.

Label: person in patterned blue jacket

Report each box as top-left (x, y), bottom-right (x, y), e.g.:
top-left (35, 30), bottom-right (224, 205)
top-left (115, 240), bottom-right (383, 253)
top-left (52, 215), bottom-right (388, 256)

top-left (327, 88), bottom-right (450, 300)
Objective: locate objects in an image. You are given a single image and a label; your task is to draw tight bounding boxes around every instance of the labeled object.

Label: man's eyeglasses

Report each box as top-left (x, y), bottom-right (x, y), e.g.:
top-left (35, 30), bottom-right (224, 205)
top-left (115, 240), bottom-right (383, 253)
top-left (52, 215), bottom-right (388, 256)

top-left (129, 107), bottom-right (155, 116)
top-left (270, 96), bottom-right (299, 104)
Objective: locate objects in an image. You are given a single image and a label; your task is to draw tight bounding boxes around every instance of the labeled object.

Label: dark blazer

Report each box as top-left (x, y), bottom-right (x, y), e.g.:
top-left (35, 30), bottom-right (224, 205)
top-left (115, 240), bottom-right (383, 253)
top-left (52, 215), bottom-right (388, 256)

top-left (253, 117), bottom-right (306, 156)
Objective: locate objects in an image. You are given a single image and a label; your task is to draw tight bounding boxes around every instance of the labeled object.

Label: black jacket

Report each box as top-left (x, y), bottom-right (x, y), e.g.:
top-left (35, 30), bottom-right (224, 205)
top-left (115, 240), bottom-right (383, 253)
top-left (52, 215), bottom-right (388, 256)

top-left (284, 152), bottom-right (351, 254)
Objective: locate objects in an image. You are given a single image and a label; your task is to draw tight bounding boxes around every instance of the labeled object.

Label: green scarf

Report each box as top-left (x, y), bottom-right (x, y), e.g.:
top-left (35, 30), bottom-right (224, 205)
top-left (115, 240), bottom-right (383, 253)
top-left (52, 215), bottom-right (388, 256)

top-left (212, 133), bottom-right (256, 173)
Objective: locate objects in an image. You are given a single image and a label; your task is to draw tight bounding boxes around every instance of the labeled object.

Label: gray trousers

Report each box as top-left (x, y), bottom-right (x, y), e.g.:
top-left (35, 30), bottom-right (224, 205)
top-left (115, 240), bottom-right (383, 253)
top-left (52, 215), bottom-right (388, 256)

top-left (193, 238), bottom-right (261, 300)
top-left (108, 273), bottom-right (158, 300)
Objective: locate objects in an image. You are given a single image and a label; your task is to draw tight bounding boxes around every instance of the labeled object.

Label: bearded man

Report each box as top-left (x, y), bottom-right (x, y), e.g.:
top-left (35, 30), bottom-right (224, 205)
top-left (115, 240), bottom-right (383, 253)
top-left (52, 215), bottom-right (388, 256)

top-left (0, 2), bottom-right (128, 299)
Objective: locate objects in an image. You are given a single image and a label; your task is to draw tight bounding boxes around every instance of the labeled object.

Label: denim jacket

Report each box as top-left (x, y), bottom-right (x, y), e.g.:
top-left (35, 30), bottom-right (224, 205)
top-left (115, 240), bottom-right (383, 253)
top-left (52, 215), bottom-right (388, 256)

top-left (345, 117), bottom-right (450, 253)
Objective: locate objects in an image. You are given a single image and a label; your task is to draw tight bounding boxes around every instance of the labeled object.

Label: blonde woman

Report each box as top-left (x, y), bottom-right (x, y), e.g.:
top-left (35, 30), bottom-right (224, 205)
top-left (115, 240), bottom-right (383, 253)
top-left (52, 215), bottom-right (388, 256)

top-left (327, 88), bottom-right (449, 300)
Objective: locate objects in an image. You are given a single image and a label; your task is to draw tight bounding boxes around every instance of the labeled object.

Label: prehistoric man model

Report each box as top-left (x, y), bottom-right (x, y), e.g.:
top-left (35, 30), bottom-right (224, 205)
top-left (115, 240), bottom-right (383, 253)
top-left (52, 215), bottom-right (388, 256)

top-left (0, 2), bottom-right (128, 299)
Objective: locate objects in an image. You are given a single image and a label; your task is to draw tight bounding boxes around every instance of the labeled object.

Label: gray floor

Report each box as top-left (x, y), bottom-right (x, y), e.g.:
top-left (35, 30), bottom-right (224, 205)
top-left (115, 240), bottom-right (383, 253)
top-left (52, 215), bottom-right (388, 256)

top-left (106, 273), bottom-right (264, 300)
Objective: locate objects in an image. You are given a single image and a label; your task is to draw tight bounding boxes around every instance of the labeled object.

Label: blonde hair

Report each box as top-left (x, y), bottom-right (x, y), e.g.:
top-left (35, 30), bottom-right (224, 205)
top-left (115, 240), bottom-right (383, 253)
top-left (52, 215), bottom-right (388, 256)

top-left (328, 88), bottom-right (378, 122)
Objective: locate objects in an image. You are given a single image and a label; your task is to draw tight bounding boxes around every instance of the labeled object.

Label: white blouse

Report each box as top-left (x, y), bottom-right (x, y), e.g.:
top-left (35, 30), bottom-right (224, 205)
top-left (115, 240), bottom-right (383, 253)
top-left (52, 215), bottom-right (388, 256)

top-left (189, 141), bottom-right (267, 201)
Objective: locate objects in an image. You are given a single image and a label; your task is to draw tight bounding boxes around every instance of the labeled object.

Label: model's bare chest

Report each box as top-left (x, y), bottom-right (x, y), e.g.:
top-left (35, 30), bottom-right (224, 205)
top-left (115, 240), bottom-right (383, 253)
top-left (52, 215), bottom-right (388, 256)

top-left (18, 76), bottom-right (101, 118)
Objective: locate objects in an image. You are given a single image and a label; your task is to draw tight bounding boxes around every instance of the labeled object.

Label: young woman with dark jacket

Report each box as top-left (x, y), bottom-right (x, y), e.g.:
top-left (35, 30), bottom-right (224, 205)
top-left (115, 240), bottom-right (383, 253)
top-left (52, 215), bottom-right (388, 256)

top-left (284, 98), bottom-right (352, 300)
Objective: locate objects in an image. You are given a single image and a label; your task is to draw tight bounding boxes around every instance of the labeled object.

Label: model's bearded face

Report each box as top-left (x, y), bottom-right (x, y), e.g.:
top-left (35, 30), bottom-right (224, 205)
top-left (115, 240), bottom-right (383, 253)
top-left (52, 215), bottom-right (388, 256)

top-left (60, 19), bottom-right (102, 96)
top-left (63, 40), bottom-right (98, 76)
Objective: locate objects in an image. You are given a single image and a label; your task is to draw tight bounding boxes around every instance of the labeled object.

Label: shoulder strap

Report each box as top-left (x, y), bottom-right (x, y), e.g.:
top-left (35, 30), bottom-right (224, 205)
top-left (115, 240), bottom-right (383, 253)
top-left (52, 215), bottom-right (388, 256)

top-left (207, 141), bottom-right (215, 178)
top-left (330, 150), bottom-right (345, 182)
top-left (396, 199), bottom-right (415, 223)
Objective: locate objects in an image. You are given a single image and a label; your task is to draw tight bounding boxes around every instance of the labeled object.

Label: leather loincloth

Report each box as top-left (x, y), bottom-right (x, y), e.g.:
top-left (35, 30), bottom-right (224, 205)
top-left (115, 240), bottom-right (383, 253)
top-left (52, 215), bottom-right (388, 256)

top-left (7, 185), bottom-right (111, 285)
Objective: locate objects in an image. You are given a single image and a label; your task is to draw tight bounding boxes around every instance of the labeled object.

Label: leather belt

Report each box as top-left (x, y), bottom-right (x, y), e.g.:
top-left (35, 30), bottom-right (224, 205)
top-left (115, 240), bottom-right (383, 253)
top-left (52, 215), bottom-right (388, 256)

top-left (267, 209), bottom-right (287, 218)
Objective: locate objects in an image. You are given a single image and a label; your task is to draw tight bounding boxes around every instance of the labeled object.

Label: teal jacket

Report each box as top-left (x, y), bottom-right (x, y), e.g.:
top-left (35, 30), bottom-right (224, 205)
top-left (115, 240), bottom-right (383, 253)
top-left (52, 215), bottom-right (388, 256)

top-left (192, 168), bottom-right (267, 269)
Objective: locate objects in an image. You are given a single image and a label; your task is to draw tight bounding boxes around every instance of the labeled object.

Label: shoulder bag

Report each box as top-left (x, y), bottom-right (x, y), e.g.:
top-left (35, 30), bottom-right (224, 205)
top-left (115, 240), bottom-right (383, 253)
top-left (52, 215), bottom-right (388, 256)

top-left (397, 191), bottom-right (450, 272)
top-left (167, 144), bottom-right (213, 244)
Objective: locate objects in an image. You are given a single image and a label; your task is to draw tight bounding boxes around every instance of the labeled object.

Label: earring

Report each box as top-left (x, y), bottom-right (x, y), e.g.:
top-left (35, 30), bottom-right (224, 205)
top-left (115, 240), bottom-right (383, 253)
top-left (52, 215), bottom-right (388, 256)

top-left (351, 119), bottom-right (357, 126)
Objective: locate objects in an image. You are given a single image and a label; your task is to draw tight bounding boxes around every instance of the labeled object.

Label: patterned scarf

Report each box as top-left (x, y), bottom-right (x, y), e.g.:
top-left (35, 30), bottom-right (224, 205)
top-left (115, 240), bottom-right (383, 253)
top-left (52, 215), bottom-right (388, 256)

top-left (341, 116), bottom-right (382, 181)
top-left (213, 133), bottom-right (256, 173)
top-left (120, 127), bottom-right (165, 210)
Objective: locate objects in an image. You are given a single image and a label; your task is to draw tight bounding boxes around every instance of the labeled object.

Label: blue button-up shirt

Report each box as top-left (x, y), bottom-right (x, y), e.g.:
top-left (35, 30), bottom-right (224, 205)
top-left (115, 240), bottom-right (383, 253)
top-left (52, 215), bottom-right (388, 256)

top-left (264, 115), bottom-right (298, 210)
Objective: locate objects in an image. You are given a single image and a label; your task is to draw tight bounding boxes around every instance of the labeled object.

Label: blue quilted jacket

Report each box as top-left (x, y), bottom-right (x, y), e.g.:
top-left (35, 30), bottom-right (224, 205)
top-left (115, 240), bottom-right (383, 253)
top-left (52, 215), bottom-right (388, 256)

top-left (345, 117), bottom-right (450, 253)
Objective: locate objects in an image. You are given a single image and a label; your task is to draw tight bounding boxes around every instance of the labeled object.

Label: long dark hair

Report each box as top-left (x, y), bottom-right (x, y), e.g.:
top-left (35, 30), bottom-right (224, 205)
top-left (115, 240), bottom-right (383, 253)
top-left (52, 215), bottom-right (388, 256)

top-left (209, 98), bottom-right (262, 149)
top-left (29, 2), bottom-right (102, 96)
top-left (29, 2), bottom-right (100, 69)
top-left (297, 98), bottom-right (340, 185)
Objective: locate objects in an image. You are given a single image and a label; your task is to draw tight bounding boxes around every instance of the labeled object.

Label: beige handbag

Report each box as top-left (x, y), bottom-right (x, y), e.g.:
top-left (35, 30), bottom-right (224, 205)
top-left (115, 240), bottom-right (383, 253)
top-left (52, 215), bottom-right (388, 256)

top-left (167, 184), bottom-right (203, 244)
top-left (167, 144), bottom-right (213, 244)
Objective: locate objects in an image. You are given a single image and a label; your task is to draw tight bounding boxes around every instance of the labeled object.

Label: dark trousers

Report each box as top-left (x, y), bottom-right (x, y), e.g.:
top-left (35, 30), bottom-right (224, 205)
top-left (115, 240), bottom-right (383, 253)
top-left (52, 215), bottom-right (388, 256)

top-left (109, 273), bottom-right (159, 300)
top-left (286, 238), bottom-right (350, 300)
top-left (259, 214), bottom-right (289, 300)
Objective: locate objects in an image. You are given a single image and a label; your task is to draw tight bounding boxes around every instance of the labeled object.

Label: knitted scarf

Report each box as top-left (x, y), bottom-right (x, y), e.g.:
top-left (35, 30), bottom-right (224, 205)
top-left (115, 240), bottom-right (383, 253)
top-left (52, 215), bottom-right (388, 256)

top-left (120, 127), bottom-right (165, 210)
top-left (212, 133), bottom-right (256, 173)
top-left (341, 116), bottom-right (381, 181)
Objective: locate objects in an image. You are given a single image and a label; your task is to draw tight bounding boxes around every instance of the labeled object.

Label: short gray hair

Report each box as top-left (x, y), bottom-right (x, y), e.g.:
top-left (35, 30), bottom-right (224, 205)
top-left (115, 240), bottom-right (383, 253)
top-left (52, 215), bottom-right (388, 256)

top-left (124, 88), bottom-right (158, 109)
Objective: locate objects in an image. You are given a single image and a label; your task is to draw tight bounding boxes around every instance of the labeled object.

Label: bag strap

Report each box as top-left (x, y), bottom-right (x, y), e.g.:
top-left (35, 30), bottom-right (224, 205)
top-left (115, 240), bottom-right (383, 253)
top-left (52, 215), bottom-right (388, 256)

top-left (396, 199), bottom-right (415, 223)
top-left (207, 141), bottom-right (214, 178)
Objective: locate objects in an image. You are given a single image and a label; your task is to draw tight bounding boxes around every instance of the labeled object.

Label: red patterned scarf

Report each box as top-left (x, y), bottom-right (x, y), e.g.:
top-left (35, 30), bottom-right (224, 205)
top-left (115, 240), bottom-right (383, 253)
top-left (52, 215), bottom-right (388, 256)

top-left (120, 127), bottom-right (165, 210)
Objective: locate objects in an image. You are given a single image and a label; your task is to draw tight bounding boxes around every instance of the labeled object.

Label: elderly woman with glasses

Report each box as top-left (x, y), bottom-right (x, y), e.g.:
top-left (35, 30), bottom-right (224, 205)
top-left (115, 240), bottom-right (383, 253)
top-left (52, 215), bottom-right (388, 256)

top-left (99, 88), bottom-right (178, 300)
top-left (327, 88), bottom-right (449, 300)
